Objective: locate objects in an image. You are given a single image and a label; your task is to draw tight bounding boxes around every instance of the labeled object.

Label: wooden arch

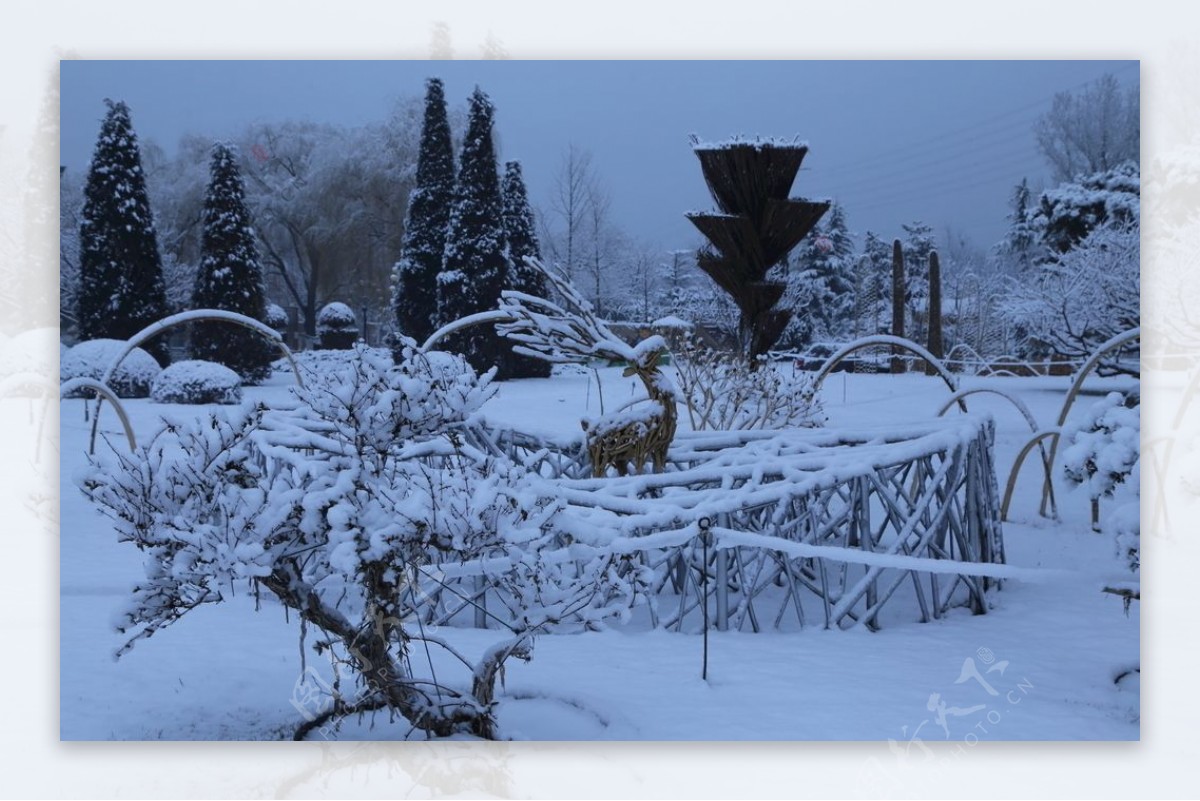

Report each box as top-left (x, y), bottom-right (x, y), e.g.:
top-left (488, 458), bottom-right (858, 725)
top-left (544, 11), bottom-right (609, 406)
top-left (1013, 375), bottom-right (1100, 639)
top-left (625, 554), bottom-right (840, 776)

top-left (811, 335), bottom-right (966, 412)
top-left (87, 310), bottom-right (306, 455)
top-left (937, 386), bottom-right (1058, 520)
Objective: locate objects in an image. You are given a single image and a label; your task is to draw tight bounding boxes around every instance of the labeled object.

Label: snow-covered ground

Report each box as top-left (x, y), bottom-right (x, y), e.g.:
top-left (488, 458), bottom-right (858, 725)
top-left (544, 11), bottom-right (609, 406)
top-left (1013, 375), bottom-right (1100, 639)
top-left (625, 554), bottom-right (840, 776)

top-left (59, 364), bottom-right (1141, 741)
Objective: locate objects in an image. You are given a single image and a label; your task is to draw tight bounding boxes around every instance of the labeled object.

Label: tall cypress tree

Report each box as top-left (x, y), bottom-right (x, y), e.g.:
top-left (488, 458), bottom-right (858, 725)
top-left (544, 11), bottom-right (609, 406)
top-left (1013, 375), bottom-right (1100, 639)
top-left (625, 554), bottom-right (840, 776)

top-left (437, 87), bottom-right (512, 379)
top-left (393, 77), bottom-right (455, 349)
top-left (500, 160), bottom-right (551, 379)
top-left (191, 143), bottom-right (274, 383)
top-left (77, 99), bottom-right (170, 364)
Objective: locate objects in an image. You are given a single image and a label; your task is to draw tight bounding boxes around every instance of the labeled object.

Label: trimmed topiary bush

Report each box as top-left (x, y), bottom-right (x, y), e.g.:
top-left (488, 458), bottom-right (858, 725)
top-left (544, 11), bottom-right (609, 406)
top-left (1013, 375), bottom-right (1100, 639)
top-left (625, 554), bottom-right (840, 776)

top-left (317, 302), bottom-right (358, 350)
top-left (151, 360), bottom-right (243, 405)
top-left (265, 302), bottom-right (288, 333)
top-left (61, 339), bottom-right (162, 398)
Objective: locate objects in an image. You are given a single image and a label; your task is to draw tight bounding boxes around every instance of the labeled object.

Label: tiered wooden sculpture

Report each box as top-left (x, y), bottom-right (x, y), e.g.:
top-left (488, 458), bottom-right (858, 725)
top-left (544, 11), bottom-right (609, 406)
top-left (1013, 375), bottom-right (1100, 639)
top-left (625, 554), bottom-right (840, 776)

top-left (496, 259), bottom-right (677, 477)
top-left (686, 137), bottom-right (830, 363)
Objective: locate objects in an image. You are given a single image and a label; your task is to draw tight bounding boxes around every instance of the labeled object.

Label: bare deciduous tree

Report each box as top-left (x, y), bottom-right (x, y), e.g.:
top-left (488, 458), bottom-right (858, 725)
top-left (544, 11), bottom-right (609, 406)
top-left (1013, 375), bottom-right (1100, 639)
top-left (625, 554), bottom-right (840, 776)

top-left (1035, 73), bottom-right (1139, 183)
top-left (545, 144), bottom-right (595, 286)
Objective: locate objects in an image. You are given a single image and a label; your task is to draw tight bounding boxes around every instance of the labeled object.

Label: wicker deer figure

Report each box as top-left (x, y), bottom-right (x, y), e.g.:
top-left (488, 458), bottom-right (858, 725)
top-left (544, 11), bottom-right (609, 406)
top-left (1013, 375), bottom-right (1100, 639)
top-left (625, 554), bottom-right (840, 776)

top-left (496, 258), bottom-right (679, 477)
top-left (581, 344), bottom-right (678, 476)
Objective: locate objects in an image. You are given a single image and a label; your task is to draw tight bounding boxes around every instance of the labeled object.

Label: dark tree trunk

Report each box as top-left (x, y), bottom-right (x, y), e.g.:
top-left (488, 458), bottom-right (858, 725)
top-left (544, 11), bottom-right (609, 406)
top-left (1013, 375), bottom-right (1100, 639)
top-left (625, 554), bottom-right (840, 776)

top-left (891, 239), bottom-right (906, 374)
top-left (925, 250), bottom-right (944, 376)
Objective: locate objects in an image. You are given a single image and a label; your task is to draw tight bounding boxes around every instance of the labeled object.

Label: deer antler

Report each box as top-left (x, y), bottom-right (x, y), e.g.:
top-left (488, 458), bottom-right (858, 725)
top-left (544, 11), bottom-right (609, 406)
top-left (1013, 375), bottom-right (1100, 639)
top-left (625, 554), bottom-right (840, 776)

top-left (497, 258), bottom-right (637, 364)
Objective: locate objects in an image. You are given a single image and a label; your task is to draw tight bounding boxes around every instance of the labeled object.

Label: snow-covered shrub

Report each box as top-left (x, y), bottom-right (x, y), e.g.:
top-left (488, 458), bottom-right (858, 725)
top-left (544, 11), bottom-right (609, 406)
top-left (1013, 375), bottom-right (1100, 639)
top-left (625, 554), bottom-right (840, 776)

top-left (1061, 390), bottom-right (1140, 572)
top-left (293, 341), bottom-right (496, 452)
top-left (79, 343), bottom-right (635, 739)
top-left (317, 302), bottom-right (358, 349)
top-left (672, 338), bottom-right (824, 431)
top-left (151, 360), bottom-right (243, 405)
top-left (265, 303), bottom-right (288, 332)
top-left (1062, 391), bottom-right (1140, 500)
top-left (61, 339), bottom-right (162, 398)
top-left (274, 345), bottom-right (390, 380)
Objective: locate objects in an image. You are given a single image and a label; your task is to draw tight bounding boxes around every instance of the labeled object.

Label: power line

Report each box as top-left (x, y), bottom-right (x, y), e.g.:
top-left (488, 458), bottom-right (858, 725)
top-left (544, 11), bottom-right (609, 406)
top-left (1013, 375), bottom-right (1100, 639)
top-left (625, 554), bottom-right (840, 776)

top-left (813, 62), bottom-right (1138, 180)
top-left (811, 146), bottom-right (1041, 209)
top-left (810, 135), bottom-right (1039, 197)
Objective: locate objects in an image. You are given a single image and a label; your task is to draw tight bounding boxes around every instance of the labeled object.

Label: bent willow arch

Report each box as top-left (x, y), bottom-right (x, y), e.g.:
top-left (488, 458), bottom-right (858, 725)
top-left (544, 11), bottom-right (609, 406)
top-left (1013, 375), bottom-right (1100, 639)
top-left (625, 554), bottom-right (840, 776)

top-left (85, 310), bottom-right (305, 455)
top-left (1038, 327), bottom-right (1140, 517)
top-left (61, 377), bottom-right (137, 452)
top-left (811, 335), bottom-right (966, 412)
top-left (937, 387), bottom-right (1058, 520)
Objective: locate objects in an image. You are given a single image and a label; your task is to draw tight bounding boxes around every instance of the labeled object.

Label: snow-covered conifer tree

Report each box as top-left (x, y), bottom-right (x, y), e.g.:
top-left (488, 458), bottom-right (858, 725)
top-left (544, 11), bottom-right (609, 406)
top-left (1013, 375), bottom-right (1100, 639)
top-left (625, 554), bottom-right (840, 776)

top-left (996, 178), bottom-right (1040, 275)
top-left (437, 87), bottom-right (513, 379)
top-left (77, 100), bottom-right (170, 364)
top-left (1033, 162), bottom-right (1139, 257)
top-left (393, 77), bottom-right (456, 347)
top-left (900, 220), bottom-right (935, 345)
top-left (855, 231), bottom-right (892, 338)
top-left (500, 160), bottom-right (552, 379)
top-left (190, 143), bottom-right (274, 382)
top-left (779, 201), bottom-right (856, 347)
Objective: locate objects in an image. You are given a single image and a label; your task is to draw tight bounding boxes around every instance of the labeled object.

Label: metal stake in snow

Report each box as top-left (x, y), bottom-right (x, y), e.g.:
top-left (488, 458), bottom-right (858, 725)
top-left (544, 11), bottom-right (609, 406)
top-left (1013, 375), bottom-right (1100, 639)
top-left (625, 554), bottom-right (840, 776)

top-left (699, 515), bottom-right (712, 682)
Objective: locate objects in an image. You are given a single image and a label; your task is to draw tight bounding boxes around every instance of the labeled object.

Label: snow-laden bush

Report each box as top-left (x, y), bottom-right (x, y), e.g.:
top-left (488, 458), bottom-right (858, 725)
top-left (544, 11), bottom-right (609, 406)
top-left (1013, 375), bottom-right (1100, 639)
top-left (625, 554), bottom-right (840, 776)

top-left (317, 302), bottom-right (357, 350)
top-left (265, 303), bottom-right (288, 332)
top-left (61, 339), bottom-right (162, 398)
top-left (1062, 391), bottom-right (1139, 500)
top-left (672, 338), bottom-right (824, 431)
top-left (1061, 390), bottom-right (1140, 573)
top-left (151, 360), bottom-right (242, 405)
top-left (79, 343), bottom-right (638, 740)
top-left (275, 345), bottom-right (392, 382)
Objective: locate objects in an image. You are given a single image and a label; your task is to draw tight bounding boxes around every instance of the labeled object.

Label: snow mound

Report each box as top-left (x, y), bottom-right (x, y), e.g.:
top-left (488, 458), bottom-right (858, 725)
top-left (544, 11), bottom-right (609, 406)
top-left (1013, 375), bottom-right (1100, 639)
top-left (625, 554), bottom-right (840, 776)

top-left (652, 315), bottom-right (693, 329)
top-left (61, 339), bottom-right (162, 398)
top-left (151, 360), bottom-right (243, 405)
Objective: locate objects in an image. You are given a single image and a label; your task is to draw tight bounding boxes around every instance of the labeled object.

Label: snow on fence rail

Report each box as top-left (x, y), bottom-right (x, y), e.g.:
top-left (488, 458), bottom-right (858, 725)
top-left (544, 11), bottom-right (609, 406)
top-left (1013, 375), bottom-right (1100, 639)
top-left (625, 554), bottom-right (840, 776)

top-left (255, 413), bottom-right (1008, 634)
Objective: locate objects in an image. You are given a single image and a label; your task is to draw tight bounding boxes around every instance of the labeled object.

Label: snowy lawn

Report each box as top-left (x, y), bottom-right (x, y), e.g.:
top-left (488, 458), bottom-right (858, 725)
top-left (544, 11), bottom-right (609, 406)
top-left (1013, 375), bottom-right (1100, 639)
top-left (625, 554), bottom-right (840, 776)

top-left (60, 365), bottom-right (1140, 740)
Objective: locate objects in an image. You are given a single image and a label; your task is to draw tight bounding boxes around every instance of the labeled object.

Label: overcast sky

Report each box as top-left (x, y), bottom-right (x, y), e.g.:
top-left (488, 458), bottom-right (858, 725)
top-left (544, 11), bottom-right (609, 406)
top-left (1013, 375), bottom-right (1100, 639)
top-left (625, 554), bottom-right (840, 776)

top-left (60, 60), bottom-right (1138, 254)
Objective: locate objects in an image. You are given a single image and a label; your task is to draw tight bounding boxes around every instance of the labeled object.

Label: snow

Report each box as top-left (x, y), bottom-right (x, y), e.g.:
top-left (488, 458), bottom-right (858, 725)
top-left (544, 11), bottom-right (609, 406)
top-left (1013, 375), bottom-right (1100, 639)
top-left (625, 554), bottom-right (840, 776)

top-left (651, 315), bottom-right (693, 328)
top-left (690, 134), bottom-right (810, 151)
top-left (60, 366), bottom-right (1139, 741)
top-left (0, 327), bottom-right (59, 378)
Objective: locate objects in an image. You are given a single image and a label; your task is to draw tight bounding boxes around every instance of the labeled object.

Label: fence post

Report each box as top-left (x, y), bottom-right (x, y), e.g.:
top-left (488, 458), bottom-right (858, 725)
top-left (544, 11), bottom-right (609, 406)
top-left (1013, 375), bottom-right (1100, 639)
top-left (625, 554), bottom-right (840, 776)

top-left (715, 512), bottom-right (729, 631)
top-left (474, 576), bottom-right (488, 629)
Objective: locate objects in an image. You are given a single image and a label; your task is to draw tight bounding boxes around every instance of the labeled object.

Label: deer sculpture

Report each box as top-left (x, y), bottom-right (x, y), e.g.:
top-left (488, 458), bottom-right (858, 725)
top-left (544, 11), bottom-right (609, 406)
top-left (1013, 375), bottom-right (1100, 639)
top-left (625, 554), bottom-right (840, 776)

top-left (493, 258), bottom-right (680, 478)
top-left (581, 345), bottom-right (678, 476)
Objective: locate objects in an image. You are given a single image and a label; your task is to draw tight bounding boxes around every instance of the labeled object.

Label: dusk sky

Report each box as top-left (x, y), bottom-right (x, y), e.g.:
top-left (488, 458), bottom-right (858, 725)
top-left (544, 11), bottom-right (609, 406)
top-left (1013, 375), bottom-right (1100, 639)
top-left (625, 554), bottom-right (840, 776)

top-left (60, 60), bottom-right (1138, 253)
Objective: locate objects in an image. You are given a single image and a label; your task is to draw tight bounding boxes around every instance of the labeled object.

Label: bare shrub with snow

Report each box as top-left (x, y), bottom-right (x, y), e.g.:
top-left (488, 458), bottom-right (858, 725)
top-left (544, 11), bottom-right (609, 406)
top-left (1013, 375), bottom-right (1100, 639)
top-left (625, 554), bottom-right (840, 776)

top-left (79, 343), bottom-right (638, 739)
top-left (61, 339), bottom-right (162, 398)
top-left (1003, 223), bottom-right (1139, 376)
top-left (150, 360), bottom-right (243, 405)
top-left (672, 337), bottom-right (824, 431)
